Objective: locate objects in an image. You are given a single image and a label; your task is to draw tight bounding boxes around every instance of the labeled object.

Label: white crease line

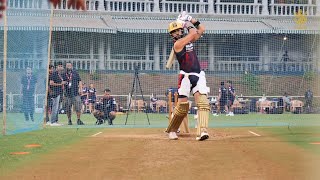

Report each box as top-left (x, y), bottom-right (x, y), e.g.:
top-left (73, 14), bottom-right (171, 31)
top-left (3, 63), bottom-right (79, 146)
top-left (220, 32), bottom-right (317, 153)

top-left (91, 132), bottom-right (102, 137)
top-left (248, 130), bottom-right (261, 137)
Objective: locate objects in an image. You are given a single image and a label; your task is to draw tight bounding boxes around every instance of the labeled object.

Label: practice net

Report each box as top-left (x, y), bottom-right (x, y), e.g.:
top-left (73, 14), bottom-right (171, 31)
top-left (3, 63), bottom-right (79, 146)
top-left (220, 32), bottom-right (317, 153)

top-left (0, 6), bottom-right (50, 135)
top-left (1, 1), bottom-right (320, 135)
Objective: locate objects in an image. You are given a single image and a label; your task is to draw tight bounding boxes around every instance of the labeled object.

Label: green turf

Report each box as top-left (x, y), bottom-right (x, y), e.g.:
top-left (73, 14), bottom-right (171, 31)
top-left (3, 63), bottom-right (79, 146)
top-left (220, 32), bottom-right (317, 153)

top-left (1, 112), bottom-right (320, 133)
top-left (259, 126), bottom-right (320, 155)
top-left (0, 128), bottom-right (100, 175)
top-left (0, 112), bottom-right (319, 175)
top-left (52, 112), bottom-right (320, 128)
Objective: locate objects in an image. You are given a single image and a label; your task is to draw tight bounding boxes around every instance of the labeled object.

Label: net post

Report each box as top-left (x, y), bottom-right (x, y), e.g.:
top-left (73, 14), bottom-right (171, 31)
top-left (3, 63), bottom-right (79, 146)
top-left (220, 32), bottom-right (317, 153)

top-left (2, 7), bottom-right (7, 135)
top-left (43, 5), bottom-right (54, 128)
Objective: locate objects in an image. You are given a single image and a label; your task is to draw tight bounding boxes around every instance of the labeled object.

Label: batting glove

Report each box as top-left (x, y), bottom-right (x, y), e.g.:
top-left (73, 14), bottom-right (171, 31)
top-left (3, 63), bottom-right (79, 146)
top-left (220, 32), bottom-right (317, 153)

top-left (177, 11), bottom-right (192, 22)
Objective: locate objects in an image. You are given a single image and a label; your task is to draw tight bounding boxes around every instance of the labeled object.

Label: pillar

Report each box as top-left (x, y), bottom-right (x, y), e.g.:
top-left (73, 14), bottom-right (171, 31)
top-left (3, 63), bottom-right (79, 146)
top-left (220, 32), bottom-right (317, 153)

top-left (208, 36), bottom-right (215, 71)
top-left (208, 0), bottom-right (214, 14)
top-left (153, 0), bottom-right (160, 12)
top-left (162, 36), bottom-right (168, 70)
top-left (90, 35), bottom-right (94, 71)
top-left (41, 0), bottom-right (49, 9)
top-left (145, 34), bottom-right (150, 70)
top-left (106, 34), bottom-right (111, 70)
top-left (260, 34), bottom-right (270, 71)
top-left (154, 34), bottom-right (160, 70)
top-left (98, 34), bottom-right (105, 70)
top-left (98, 0), bottom-right (105, 11)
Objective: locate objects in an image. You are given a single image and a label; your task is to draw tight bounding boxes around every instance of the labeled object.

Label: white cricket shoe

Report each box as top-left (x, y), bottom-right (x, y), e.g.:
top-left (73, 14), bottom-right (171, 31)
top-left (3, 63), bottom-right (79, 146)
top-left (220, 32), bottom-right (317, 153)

top-left (196, 131), bottom-right (209, 141)
top-left (46, 122), bottom-right (51, 126)
top-left (168, 132), bottom-right (178, 140)
top-left (50, 122), bottom-right (63, 126)
top-left (212, 113), bottom-right (219, 116)
top-left (229, 112), bottom-right (235, 116)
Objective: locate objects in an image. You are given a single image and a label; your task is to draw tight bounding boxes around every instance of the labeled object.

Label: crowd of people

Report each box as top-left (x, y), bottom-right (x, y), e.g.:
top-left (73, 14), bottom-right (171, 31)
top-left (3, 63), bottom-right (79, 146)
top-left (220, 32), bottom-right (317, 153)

top-left (44, 61), bottom-right (117, 126)
top-left (211, 80), bottom-right (236, 117)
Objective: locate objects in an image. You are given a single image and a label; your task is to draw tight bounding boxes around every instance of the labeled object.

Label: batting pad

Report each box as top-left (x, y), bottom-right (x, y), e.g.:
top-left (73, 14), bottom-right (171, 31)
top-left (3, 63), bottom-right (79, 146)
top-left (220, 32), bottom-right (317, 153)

top-left (166, 102), bottom-right (189, 133)
top-left (196, 94), bottom-right (210, 136)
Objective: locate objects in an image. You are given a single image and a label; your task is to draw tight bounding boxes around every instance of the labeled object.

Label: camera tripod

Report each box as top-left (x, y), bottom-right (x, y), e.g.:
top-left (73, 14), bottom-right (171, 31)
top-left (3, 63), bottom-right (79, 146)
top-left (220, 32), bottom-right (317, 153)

top-left (125, 66), bottom-right (150, 125)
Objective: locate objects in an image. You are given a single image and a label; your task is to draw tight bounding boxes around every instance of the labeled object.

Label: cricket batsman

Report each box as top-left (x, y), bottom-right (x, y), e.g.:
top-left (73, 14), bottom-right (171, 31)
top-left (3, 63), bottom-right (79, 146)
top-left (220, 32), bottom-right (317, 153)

top-left (166, 12), bottom-right (210, 141)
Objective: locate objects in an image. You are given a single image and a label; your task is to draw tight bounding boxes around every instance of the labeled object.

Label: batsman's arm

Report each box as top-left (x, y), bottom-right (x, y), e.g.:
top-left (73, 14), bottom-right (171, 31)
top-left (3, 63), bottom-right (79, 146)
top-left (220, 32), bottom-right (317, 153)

top-left (190, 18), bottom-right (205, 41)
top-left (165, 47), bottom-right (176, 69)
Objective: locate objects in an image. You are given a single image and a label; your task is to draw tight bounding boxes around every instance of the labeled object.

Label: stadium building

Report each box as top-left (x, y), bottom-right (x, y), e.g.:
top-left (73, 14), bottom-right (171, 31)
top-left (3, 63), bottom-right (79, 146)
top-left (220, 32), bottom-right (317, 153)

top-left (2, 0), bottom-right (320, 73)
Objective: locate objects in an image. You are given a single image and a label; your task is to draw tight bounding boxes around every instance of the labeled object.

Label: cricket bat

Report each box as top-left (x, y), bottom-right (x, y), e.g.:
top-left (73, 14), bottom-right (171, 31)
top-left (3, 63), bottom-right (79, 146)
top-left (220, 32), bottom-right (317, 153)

top-left (165, 47), bottom-right (176, 69)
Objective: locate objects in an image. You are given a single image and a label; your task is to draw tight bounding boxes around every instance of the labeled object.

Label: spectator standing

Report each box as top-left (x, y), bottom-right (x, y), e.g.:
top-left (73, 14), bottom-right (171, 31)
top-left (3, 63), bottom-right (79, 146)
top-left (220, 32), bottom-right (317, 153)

top-left (49, 62), bottom-right (66, 126)
top-left (150, 94), bottom-right (158, 112)
top-left (226, 80), bottom-right (236, 116)
top-left (305, 89), bottom-right (313, 112)
top-left (283, 92), bottom-right (291, 111)
top-left (21, 67), bottom-right (37, 122)
top-left (62, 62), bottom-right (84, 125)
top-left (81, 83), bottom-right (89, 112)
top-left (214, 81), bottom-right (228, 116)
top-left (87, 83), bottom-right (97, 113)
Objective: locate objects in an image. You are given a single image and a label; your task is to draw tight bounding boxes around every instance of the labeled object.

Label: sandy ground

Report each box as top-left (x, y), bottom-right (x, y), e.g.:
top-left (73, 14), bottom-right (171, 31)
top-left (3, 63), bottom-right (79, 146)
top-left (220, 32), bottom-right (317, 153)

top-left (2, 128), bottom-right (320, 180)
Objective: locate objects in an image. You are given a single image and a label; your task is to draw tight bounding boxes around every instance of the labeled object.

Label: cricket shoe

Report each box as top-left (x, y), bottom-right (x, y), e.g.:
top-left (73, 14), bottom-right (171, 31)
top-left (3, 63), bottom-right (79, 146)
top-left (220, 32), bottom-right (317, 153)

top-left (50, 122), bottom-right (63, 126)
top-left (196, 131), bottom-right (209, 141)
top-left (168, 132), bottom-right (178, 140)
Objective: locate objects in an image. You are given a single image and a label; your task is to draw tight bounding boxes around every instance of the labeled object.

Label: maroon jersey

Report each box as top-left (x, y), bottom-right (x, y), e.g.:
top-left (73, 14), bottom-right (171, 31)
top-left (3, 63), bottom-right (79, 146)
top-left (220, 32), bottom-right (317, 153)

top-left (175, 42), bottom-right (201, 73)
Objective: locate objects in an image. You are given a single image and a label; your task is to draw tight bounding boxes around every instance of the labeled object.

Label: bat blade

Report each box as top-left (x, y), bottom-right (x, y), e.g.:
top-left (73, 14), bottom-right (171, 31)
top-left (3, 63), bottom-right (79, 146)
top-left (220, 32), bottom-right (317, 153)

top-left (166, 48), bottom-right (176, 69)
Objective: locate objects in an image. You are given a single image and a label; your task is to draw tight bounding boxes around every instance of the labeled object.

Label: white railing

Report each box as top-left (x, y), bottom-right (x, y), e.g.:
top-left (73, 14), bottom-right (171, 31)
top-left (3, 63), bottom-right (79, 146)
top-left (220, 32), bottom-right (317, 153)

top-left (54, 53), bottom-right (99, 60)
top-left (7, 0), bottom-right (44, 9)
top-left (160, 0), bottom-right (208, 13)
top-left (216, 2), bottom-right (263, 15)
top-left (6, 0), bottom-right (320, 16)
top-left (270, 3), bottom-right (317, 16)
top-left (1, 53), bottom-right (316, 72)
top-left (105, 0), bottom-right (154, 12)
top-left (86, 0), bottom-right (99, 11)
top-left (215, 61), bottom-right (315, 72)
top-left (106, 59), bottom-right (154, 70)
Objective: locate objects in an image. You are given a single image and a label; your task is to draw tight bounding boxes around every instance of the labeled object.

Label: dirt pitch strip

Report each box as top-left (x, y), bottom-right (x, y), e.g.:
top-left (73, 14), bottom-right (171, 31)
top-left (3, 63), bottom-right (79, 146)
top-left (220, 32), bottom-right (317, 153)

top-left (2, 128), bottom-right (320, 180)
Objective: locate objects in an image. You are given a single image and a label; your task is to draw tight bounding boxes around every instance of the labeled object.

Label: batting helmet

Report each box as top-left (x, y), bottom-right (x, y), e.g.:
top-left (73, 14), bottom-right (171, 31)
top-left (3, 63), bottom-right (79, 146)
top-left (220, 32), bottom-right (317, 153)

top-left (168, 21), bottom-right (183, 33)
